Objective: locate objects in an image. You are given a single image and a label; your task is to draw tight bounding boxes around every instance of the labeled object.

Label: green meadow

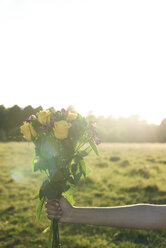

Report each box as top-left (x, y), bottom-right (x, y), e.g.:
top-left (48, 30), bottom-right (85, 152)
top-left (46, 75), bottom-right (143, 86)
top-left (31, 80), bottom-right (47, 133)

top-left (1, 142), bottom-right (166, 248)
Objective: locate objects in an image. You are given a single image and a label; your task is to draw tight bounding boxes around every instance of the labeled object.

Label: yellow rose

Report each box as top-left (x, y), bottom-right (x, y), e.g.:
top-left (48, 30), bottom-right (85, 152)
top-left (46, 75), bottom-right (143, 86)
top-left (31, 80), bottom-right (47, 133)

top-left (20, 122), bottom-right (37, 141)
top-left (36, 110), bottom-right (50, 124)
top-left (67, 112), bottom-right (78, 121)
top-left (29, 124), bottom-right (37, 138)
top-left (53, 120), bottom-right (71, 139)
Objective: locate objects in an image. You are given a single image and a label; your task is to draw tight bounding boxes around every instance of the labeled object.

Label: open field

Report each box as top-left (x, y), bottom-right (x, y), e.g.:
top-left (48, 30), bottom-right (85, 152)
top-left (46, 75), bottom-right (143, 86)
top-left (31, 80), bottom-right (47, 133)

top-left (1, 142), bottom-right (166, 247)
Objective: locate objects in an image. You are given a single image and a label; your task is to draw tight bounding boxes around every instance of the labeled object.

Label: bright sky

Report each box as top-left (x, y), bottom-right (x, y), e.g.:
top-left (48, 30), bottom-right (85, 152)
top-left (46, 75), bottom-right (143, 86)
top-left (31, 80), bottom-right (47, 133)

top-left (0, 0), bottom-right (166, 125)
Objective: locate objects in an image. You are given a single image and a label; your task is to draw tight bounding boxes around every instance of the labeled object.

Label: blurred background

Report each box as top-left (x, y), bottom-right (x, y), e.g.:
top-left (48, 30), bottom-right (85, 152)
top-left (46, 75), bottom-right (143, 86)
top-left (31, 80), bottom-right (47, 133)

top-left (1, 0), bottom-right (166, 129)
top-left (1, 1), bottom-right (166, 248)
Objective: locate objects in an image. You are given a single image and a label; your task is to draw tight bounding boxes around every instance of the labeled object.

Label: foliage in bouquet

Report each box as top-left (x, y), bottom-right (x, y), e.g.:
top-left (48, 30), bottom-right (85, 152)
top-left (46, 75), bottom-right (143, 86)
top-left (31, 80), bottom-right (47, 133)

top-left (20, 108), bottom-right (101, 218)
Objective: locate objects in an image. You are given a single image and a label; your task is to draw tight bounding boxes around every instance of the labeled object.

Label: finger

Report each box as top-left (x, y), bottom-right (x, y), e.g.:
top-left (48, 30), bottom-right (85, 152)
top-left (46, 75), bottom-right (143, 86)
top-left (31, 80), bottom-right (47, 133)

top-left (47, 210), bottom-right (61, 215)
top-left (46, 200), bottom-right (60, 206)
top-left (45, 205), bottom-right (56, 210)
top-left (46, 207), bottom-right (62, 213)
top-left (46, 203), bottom-right (61, 211)
top-left (45, 202), bottom-right (60, 209)
top-left (47, 212), bottom-right (63, 219)
top-left (47, 214), bottom-right (62, 220)
top-left (47, 214), bottom-right (55, 220)
top-left (46, 198), bottom-right (60, 203)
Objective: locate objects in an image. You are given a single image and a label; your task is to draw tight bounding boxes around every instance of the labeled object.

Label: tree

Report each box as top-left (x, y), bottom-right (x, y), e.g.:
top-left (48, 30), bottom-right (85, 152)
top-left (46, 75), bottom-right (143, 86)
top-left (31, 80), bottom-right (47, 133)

top-left (158, 119), bottom-right (166, 142)
top-left (0, 129), bottom-right (7, 141)
top-left (0, 105), bottom-right (6, 130)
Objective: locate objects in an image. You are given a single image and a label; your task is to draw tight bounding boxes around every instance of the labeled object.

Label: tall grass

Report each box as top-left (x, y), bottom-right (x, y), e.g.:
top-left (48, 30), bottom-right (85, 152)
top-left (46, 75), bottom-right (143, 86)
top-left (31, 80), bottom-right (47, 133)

top-left (1, 142), bottom-right (166, 247)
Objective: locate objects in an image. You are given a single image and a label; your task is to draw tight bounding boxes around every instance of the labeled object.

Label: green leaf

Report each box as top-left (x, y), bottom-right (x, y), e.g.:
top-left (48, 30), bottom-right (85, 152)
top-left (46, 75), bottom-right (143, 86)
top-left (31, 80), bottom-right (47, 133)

top-left (30, 118), bottom-right (41, 131)
top-left (80, 159), bottom-right (91, 177)
top-left (63, 184), bottom-right (77, 205)
top-left (64, 185), bottom-right (70, 191)
top-left (80, 160), bottom-right (86, 177)
top-left (86, 166), bottom-right (91, 176)
top-left (40, 177), bottom-right (64, 200)
top-left (49, 107), bottom-right (56, 114)
top-left (40, 140), bottom-right (57, 158)
top-left (78, 146), bottom-right (92, 157)
top-left (71, 163), bottom-right (78, 176)
top-left (42, 226), bottom-right (50, 234)
top-left (33, 155), bottom-right (38, 171)
top-left (74, 155), bottom-right (80, 164)
top-left (47, 157), bottom-right (57, 175)
top-left (39, 179), bottom-right (49, 199)
top-left (89, 141), bottom-right (99, 156)
top-left (36, 197), bottom-right (45, 220)
top-left (39, 179), bottom-right (60, 200)
top-left (74, 172), bottom-right (82, 184)
top-left (32, 192), bottom-right (39, 200)
top-left (33, 156), bottom-right (46, 172)
top-left (63, 192), bottom-right (75, 205)
top-left (84, 146), bottom-right (92, 154)
top-left (68, 176), bottom-right (75, 185)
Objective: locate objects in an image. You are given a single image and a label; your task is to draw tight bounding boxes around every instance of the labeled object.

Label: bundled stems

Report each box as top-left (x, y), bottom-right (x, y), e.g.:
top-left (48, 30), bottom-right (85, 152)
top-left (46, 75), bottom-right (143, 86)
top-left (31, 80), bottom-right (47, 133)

top-left (52, 219), bottom-right (61, 248)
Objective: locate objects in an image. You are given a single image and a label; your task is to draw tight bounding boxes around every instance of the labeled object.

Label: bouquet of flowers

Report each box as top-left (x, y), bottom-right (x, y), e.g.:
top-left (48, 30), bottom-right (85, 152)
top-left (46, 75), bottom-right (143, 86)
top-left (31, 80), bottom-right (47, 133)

top-left (20, 108), bottom-right (100, 248)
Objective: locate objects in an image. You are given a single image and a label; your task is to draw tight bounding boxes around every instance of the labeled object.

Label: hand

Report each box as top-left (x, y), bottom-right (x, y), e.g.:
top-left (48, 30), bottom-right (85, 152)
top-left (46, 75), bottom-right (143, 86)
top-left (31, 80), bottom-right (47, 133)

top-left (45, 196), bottom-right (74, 223)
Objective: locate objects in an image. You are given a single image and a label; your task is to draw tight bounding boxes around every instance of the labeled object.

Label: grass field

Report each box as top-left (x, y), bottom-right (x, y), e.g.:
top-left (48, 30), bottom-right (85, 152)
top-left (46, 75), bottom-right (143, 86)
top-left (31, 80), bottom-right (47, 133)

top-left (1, 142), bottom-right (166, 247)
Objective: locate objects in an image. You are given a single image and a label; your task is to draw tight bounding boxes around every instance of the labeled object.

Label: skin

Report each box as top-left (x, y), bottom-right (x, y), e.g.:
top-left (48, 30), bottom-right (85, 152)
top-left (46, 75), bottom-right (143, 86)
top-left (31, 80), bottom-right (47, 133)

top-left (45, 197), bottom-right (166, 230)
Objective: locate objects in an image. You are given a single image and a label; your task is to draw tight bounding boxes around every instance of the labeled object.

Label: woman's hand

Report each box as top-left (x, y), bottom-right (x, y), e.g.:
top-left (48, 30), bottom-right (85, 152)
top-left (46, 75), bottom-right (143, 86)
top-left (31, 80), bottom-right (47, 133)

top-left (45, 196), bottom-right (74, 223)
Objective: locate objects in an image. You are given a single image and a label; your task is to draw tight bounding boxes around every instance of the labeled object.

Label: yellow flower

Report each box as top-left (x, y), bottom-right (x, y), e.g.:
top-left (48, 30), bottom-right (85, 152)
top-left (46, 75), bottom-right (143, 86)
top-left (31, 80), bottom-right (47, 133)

top-left (36, 110), bottom-right (50, 124)
top-left (67, 112), bottom-right (78, 121)
top-left (53, 120), bottom-right (71, 139)
top-left (20, 122), bottom-right (37, 141)
top-left (29, 124), bottom-right (37, 138)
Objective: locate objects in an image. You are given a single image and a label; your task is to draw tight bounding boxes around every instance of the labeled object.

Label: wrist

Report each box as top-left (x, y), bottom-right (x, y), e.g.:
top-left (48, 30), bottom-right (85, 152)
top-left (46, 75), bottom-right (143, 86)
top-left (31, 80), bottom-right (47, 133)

top-left (60, 205), bottom-right (75, 223)
top-left (67, 206), bottom-right (89, 224)
top-left (67, 206), bottom-right (76, 223)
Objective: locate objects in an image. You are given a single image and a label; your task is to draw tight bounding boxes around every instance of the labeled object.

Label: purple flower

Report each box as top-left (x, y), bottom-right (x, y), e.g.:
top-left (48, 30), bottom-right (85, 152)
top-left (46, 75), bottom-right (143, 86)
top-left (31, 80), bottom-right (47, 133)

top-left (91, 122), bottom-right (96, 128)
top-left (25, 114), bottom-right (36, 123)
top-left (61, 108), bottom-right (68, 116)
top-left (93, 137), bottom-right (101, 145)
top-left (40, 123), bottom-right (50, 131)
top-left (91, 122), bottom-right (97, 136)
top-left (53, 112), bottom-right (58, 121)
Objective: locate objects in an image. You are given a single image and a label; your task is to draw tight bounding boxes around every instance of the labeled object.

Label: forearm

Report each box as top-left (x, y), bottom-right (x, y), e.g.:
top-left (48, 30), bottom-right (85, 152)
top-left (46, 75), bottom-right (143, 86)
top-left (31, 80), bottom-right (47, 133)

top-left (67, 204), bottom-right (166, 229)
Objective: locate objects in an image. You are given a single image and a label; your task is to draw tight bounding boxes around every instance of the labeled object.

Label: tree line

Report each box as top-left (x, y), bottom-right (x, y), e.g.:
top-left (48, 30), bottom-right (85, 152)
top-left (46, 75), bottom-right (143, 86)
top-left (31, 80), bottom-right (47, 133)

top-left (0, 104), bottom-right (166, 142)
